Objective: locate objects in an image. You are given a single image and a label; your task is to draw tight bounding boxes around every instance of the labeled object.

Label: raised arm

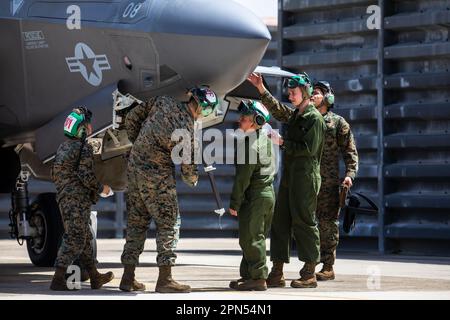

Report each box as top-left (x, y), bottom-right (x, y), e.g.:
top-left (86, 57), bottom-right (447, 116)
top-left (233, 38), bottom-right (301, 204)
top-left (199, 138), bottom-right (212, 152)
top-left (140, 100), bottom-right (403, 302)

top-left (247, 73), bottom-right (294, 122)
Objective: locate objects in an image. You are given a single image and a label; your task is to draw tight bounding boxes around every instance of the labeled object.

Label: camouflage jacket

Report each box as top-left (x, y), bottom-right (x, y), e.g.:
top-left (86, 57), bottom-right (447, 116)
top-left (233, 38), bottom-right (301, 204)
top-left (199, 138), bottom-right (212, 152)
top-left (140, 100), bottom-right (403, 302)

top-left (321, 111), bottom-right (359, 188)
top-left (52, 139), bottom-right (103, 204)
top-left (229, 130), bottom-right (275, 211)
top-left (125, 96), bottom-right (198, 185)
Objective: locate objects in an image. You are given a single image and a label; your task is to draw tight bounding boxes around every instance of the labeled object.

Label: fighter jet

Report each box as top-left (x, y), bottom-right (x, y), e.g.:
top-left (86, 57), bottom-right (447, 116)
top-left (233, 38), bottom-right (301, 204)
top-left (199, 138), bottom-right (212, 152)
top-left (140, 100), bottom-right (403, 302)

top-left (0, 0), bottom-right (290, 266)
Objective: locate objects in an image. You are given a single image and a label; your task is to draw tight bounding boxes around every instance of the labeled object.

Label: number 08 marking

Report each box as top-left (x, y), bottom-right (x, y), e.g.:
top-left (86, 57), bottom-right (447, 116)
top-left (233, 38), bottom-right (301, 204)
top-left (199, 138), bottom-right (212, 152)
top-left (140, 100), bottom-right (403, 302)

top-left (123, 2), bottom-right (143, 19)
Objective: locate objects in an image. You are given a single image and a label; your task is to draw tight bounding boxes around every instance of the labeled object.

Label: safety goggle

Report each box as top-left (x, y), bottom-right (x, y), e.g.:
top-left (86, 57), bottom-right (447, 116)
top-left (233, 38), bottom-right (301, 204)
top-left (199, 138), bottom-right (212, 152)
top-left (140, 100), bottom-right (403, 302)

top-left (237, 100), bottom-right (255, 115)
top-left (283, 76), bottom-right (309, 89)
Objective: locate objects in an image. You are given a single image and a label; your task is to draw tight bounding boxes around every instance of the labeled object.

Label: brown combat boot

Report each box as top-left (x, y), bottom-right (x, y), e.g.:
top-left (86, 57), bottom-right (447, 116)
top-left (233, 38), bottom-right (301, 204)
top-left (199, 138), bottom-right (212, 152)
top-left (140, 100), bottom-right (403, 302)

top-left (237, 279), bottom-right (267, 291)
top-left (291, 262), bottom-right (318, 288)
top-left (50, 267), bottom-right (72, 291)
top-left (316, 264), bottom-right (335, 281)
top-left (87, 266), bottom-right (115, 289)
top-left (229, 278), bottom-right (246, 290)
top-left (155, 265), bottom-right (191, 293)
top-left (80, 269), bottom-right (90, 282)
top-left (266, 262), bottom-right (286, 288)
top-left (119, 265), bottom-right (146, 292)
top-left (64, 268), bottom-right (90, 282)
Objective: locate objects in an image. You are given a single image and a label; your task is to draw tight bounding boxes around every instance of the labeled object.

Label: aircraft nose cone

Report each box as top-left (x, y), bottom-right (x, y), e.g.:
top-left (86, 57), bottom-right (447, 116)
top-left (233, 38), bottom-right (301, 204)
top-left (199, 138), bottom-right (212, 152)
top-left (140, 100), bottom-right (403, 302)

top-left (151, 0), bottom-right (271, 41)
top-left (150, 0), bottom-right (272, 97)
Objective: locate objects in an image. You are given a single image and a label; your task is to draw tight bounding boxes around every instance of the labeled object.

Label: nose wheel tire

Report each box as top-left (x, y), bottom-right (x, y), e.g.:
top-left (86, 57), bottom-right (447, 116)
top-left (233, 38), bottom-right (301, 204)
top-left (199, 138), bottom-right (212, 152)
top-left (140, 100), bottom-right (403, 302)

top-left (26, 193), bottom-right (63, 267)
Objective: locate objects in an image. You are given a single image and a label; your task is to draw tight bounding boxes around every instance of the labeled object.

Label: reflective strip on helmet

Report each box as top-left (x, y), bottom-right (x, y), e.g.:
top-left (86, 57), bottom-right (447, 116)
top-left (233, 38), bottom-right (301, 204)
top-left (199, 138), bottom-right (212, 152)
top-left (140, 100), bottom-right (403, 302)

top-left (64, 115), bottom-right (78, 133)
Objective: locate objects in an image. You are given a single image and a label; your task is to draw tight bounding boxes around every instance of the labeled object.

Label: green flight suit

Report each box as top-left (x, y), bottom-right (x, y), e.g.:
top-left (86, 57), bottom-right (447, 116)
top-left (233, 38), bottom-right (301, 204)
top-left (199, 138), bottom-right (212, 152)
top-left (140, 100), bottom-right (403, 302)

top-left (229, 130), bottom-right (275, 280)
top-left (260, 90), bottom-right (326, 264)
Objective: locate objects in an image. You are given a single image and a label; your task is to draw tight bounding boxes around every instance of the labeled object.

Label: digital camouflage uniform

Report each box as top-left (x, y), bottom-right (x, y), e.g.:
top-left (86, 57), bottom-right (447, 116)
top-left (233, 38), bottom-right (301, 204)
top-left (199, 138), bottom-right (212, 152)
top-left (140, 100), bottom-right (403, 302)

top-left (260, 90), bottom-right (326, 264)
top-left (317, 111), bottom-right (358, 266)
top-left (52, 139), bottom-right (103, 269)
top-left (121, 96), bottom-right (198, 267)
top-left (230, 131), bottom-right (275, 281)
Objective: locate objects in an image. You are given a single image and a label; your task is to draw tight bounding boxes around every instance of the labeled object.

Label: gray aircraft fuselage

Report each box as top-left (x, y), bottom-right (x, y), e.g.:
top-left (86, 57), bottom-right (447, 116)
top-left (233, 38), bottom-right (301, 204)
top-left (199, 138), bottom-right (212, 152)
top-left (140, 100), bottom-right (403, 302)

top-left (0, 0), bottom-right (271, 161)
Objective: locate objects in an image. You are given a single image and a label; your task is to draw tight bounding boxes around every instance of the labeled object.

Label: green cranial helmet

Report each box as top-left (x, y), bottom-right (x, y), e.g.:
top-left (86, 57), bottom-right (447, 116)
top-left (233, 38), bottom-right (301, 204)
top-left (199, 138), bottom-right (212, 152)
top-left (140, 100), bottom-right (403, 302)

top-left (283, 72), bottom-right (313, 98)
top-left (187, 86), bottom-right (219, 117)
top-left (63, 107), bottom-right (92, 139)
top-left (238, 100), bottom-right (270, 126)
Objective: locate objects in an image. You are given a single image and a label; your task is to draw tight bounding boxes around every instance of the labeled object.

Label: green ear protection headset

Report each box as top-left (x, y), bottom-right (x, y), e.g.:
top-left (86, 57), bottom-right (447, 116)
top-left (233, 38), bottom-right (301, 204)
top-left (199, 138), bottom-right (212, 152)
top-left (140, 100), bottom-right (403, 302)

top-left (314, 81), bottom-right (335, 108)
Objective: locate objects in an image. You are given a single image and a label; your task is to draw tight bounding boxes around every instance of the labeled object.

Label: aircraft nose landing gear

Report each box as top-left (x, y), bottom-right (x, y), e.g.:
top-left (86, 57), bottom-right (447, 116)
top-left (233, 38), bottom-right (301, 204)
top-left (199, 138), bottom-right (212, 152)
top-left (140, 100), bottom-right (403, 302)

top-left (9, 170), bottom-right (32, 245)
top-left (9, 169), bottom-right (64, 266)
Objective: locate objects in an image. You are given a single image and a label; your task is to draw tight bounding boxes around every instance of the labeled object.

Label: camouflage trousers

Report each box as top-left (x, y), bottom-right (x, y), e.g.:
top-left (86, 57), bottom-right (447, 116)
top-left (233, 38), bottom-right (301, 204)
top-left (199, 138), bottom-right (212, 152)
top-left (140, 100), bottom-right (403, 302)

top-left (121, 166), bottom-right (181, 267)
top-left (316, 185), bottom-right (340, 266)
top-left (55, 195), bottom-right (95, 269)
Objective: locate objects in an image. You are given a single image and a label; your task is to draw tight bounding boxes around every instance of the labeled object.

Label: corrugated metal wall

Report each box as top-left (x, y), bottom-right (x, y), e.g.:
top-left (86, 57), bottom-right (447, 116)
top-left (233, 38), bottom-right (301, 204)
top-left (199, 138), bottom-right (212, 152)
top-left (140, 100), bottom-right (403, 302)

top-left (279, 0), bottom-right (450, 254)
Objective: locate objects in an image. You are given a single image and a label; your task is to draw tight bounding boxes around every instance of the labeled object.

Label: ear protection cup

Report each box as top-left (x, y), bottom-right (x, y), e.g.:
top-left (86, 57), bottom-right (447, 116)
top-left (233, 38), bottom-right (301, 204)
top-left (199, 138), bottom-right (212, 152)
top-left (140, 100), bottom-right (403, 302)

top-left (77, 125), bottom-right (87, 139)
top-left (77, 110), bottom-right (90, 138)
top-left (324, 92), bottom-right (335, 106)
top-left (304, 83), bottom-right (313, 98)
top-left (254, 113), bottom-right (266, 126)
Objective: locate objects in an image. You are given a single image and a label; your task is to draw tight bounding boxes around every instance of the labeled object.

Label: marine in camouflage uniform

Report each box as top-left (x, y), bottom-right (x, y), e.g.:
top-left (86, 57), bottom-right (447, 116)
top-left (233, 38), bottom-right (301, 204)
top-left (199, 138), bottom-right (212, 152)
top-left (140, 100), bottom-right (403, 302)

top-left (53, 140), bottom-right (102, 269)
top-left (312, 81), bottom-right (358, 281)
top-left (119, 88), bottom-right (218, 293)
top-left (50, 107), bottom-right (114, 291)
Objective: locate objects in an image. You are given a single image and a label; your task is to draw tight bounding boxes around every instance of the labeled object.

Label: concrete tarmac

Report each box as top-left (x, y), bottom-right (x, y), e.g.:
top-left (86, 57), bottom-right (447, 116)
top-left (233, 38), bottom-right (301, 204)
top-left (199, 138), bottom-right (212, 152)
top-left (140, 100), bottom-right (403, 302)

top-left (1, 239), bottom-right (450, 300)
